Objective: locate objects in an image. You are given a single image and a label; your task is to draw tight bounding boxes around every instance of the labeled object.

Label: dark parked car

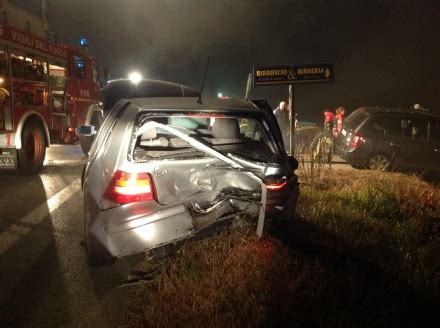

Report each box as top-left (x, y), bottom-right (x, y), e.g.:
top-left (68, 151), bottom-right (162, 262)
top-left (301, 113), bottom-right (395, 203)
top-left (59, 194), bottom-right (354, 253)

top-left (334, 106), bottom-right (440, 173)
top-left (78, 87), bottom-right (299, 266)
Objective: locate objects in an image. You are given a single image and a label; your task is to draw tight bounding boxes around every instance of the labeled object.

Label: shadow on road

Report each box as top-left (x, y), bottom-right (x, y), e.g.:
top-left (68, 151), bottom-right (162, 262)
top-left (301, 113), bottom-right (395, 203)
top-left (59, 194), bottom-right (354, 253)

top-left (0, 174), bottom-right (71, 326)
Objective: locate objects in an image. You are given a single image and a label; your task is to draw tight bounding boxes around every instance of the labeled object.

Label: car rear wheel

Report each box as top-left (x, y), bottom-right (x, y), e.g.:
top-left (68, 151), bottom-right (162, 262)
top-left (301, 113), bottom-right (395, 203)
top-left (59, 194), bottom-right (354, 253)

top-left (350, 163), bottom-right (365, 169)
top-left (84, 201), bottom-right (115, 266)
top-left (85, 224), bottom-right (116, 266)
top-left (79, 135), bottom-right (94, 155)
top-left (367, 154), bottom-right (390, 171)
top-left (275, 184), bottom-right (300, 225)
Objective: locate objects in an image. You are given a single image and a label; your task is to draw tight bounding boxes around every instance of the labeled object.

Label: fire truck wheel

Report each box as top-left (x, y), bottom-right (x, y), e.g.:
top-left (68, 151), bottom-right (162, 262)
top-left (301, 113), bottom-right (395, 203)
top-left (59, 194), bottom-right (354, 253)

top-left (18, 121), bottom-right (46, 174)
top-left (79, 135), bottom-right (94, 155)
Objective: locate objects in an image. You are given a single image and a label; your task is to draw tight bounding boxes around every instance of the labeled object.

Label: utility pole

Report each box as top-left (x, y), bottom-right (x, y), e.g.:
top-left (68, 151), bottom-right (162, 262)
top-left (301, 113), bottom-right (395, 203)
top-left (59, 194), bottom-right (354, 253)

top-left (288, 84), bottom-right (295, 156)
top-left (245, 73), bottom-right (252, 99)
top-left (41, 0), bottom-right (46, 22)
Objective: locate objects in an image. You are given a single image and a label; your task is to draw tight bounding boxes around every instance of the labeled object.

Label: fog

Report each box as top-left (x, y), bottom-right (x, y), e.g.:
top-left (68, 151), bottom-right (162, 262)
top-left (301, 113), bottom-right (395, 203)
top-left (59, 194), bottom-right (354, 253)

top-left (13, 0), bottom-right (440, 123)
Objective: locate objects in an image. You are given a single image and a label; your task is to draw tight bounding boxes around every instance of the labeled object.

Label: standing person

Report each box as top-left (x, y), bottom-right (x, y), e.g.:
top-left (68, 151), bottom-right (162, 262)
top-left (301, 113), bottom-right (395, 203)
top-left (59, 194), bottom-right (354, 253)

top-left (323, 107), bottom-right (334, 131)
top-left (273, 101), bottom-right (290, 151)
top-left (333, 106), bottom-right (346, 138)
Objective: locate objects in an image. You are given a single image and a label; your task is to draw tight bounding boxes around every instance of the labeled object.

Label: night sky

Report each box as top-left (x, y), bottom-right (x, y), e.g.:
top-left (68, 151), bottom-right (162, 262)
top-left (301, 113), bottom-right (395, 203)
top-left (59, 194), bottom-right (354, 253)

top-left (13, 0), bottom-right (440, 124)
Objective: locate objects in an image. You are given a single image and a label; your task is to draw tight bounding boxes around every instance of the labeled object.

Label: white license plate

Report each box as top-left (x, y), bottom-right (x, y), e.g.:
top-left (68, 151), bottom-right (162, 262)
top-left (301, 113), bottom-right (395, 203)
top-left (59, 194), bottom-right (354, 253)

top-left (341, 129), bottom-right (347, 136)
top-left (0, 154), bottom-right (16, 168)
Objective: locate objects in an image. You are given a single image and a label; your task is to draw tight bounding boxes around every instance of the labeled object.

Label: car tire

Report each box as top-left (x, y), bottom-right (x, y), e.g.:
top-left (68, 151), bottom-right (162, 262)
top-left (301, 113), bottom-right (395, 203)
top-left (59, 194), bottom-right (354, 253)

top-left (79, 135), bottom-right (94, 155)
top-left (367, 154), bottom-right (390, 171)
top-left (276, 184), bottom-right (300, 224)
top-left (85, 227), bottom-right (116, 266)
top-left (17, 120), bottom-right (46, 174)
top-left (84, 203), bottom-right (116, 266)
top-left (350, 163), bottom-right (365, 170)
top-left (80, 164), bottom-right (86, 190)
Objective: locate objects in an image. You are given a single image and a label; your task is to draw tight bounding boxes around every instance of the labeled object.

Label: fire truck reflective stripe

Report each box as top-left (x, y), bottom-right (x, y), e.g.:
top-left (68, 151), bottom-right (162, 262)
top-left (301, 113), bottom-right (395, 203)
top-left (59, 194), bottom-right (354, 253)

top-left (0, 132), bottom-right (15, 148)
top-left (0, 179), bottom-right (80, 255)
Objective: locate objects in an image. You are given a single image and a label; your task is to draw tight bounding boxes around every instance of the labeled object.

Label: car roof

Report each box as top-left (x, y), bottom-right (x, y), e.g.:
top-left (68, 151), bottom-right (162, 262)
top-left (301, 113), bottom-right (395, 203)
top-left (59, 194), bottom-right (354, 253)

top-left (127, 96), bottom-right (262, 114)
top-left (103, 79), bottom-right (200, 111)
top-left (359, 106), bottom-right (440, 119)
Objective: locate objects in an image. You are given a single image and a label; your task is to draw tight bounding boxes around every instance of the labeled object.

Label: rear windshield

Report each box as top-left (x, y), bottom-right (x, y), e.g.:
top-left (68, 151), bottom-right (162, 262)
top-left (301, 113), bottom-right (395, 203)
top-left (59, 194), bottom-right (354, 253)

top-left (131, 114), bottom-right (280, 163)
top-left (344, 109), bottom-right (369, 129)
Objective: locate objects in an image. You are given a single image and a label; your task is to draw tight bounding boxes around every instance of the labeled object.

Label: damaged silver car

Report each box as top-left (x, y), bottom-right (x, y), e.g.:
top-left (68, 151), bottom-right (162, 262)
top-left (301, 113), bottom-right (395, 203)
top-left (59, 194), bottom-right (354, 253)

top-left (80, 96), bottom-right (299, 266)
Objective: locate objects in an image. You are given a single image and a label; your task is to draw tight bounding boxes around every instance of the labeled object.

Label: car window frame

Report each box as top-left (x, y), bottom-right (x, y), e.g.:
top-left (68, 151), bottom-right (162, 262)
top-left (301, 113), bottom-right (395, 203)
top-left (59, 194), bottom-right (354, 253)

top-left (429, 118), bottom-right (440, 143)
top-left (401, 115), bottom-right (430, 143)
top-left (87, 101), bottom-right (130, 171)
top-left (131, 111), bottom-right (283, 164)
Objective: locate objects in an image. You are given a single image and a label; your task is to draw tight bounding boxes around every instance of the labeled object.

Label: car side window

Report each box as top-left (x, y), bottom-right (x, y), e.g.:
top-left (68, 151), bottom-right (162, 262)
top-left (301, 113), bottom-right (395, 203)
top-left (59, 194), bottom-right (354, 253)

top-left (430, 119), bottom-right (440, 143)
top-left (401, 118), bottom-right (428, 141)
top-left (371, 117), bottom-right (391, 133)
top-left (384, 117), bottom-right (403, 137)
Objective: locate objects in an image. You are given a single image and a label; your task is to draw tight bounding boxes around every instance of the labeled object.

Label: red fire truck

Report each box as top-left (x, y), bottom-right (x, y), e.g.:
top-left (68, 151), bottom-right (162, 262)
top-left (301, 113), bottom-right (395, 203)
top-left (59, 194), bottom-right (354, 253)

top-left (0, 20), bottom-right (103, 173)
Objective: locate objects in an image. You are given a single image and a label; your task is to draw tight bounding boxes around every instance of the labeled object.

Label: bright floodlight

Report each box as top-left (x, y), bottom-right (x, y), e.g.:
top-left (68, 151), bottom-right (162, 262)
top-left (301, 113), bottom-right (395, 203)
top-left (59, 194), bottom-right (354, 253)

top-left (128, 72), bottom-right (142, 84)
top-left (217, 92), bottom-right (222, 98)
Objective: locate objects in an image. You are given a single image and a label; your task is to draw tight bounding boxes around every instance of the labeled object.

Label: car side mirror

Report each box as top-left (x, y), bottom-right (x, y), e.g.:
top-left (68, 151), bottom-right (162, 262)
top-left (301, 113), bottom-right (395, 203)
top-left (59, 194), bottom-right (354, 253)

top-left (288, 155), bottom-right (298, 171)
top-left (76, 125), bottom-right (96, 136)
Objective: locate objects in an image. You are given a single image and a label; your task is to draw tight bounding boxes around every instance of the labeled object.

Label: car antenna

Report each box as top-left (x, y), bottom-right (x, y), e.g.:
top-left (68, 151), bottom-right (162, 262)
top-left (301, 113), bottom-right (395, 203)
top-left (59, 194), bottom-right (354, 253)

top-left (197, 56), bottom-right (210, 104)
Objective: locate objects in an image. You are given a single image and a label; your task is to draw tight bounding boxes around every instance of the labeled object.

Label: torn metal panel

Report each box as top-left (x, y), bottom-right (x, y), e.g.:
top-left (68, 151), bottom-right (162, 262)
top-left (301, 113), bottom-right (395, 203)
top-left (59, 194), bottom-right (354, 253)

top-left (136, 121), bottom-right (267, 236)
top-left (152, 163), bottom-right (261, 205)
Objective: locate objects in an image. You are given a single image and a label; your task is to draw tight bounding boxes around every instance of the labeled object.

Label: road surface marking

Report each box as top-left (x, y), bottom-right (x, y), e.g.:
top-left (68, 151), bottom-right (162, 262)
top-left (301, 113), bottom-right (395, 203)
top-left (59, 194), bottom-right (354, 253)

top-left (0, 179), bottom-right (81, 255)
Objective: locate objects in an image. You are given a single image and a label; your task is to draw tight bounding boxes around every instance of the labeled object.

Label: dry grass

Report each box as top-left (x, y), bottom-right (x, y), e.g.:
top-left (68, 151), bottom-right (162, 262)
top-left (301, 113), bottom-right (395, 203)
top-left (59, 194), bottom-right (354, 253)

top-left (125, 166), bottom-right (440, 328)
top-left (298, 169), bottom-right (440, 298)
top-left (295, 138), bottom-right (333, 187)
top-left (126, 227), bottom-right (297, 327)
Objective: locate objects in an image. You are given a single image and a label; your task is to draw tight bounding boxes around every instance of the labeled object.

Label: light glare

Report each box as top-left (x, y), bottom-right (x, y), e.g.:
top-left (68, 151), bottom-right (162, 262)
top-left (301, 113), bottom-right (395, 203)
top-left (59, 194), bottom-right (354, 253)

top-left (128, 71), bottom-right (142, 83)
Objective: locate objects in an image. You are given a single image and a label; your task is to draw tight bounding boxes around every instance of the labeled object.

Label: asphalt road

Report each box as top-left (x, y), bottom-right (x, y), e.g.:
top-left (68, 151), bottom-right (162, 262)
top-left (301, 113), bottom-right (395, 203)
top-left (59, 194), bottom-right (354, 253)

top-left (0, 145), bottom-right (144, 327)
top-left (0, 144), bottom-right (352, 327)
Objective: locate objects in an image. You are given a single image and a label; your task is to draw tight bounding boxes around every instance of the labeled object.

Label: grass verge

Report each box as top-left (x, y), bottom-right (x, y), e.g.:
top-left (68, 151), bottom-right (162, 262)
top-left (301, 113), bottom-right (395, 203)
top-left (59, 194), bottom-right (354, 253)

top-left (126, 169), bottom-right (439, 328)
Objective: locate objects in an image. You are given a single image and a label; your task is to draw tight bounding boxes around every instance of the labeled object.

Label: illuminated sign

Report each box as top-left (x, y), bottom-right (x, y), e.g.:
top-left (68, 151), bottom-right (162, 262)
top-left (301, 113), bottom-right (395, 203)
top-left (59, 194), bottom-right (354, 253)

top-left (253, 64), bottom-right (334, 86)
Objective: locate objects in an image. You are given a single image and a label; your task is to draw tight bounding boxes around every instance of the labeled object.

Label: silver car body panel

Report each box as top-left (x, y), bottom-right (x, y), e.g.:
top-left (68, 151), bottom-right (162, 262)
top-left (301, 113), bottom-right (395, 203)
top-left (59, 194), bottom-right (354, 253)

top-left (91, 203), bottom-right (194, 257)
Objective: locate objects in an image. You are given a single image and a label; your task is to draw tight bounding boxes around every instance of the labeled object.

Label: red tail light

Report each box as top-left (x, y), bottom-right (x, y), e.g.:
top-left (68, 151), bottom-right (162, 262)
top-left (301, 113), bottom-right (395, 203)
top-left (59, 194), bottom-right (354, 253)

top-left (265, 177), bottom-right (288, 191)
top-left (104, 170), bottom-right (154, 204)
top-left (351, 132), bottom-right (364, 148)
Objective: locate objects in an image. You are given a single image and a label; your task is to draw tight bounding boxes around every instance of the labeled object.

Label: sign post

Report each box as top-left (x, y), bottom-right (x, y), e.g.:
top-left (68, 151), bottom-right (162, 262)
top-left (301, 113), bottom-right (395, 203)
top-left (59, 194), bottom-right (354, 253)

top-left (245, 73), bottom-right (253, 99)
top-left (288, 84), bottom-right (294, 155)
top-left (252, 64), bottom-right (334, 156)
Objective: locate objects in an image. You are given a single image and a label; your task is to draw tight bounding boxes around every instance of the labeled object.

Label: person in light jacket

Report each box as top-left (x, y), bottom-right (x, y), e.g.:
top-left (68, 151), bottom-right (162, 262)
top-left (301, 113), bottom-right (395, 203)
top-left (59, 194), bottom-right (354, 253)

top-left (273, 101), bottom-right (290, 150)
